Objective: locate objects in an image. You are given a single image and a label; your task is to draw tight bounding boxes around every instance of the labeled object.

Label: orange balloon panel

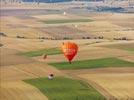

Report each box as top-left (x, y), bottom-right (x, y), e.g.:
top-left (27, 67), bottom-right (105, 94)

top-left (61, 42), bottom-right (78, 62)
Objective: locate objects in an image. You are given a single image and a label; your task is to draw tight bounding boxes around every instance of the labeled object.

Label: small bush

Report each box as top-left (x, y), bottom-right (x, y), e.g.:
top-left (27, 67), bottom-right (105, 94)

top-left (16, 35), bottom-right (25, 38)
top-left (0, 32), bottom-right (7, 37)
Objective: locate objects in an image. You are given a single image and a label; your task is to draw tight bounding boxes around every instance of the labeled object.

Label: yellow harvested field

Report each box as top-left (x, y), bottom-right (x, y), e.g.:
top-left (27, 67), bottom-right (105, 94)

top-left (1, 37), bottom-right (56, 51)
top-left (78, 21), bottom-right (134, 39)
top-left (63, 67), bottom-right (134, 99)
top-left (1, 37), bottom-right (108, 51)
top-left (0, 81), bottom-right (48, 100)
top-left (0, 48), bottom-right (34, 66)
top-left (78, 73), bottom-right (134, 99)
top-left (90, 40), bottom-right (134, 47)
top-left (1, 12), bottom-right (134, 39)
top-left (1, 62), bottom-right (63, 82)
top-left (106, 13), bottom-right (134, 27)
top-left (118, 55), bottom-right (134, 62)
top-left (0, 16), bottom-right (47, 38)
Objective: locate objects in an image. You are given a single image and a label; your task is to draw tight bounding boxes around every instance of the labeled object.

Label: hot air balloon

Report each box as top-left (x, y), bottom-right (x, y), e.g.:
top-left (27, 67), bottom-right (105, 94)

top-left (61, 42), bottom-right (78, 64)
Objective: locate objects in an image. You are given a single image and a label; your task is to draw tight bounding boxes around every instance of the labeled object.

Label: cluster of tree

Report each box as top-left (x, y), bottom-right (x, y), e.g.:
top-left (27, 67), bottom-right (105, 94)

top-left (16, 35), bottom-right (25, 38)
top-left (113, 37), bottom-right (128, 40)
top-left (82, 37), bottom-right (91, 39)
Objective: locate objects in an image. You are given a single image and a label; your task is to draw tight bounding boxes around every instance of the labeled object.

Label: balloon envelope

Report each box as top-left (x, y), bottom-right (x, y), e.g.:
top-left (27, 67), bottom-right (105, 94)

top-left (61, 42), bottom-right (78, 63)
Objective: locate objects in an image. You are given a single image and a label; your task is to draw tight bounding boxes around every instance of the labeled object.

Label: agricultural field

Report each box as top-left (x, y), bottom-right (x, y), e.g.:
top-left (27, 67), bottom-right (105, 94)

top-left (0, 48), bottom-right (34, 66)
top-left (1, 10), bottom-right (134, 39)
top-left (1, 2), bottom-right (134, 100)
top-left (77, 68), bottom-right (134, 99)
top-left (103, 42), bottom-right (134, 53)
top-left (49, 58), bottom-right (134, 70)
top-left (1, 39), bottom-right (134, 100)
top-left (24, 77), bottom-right (105, 100)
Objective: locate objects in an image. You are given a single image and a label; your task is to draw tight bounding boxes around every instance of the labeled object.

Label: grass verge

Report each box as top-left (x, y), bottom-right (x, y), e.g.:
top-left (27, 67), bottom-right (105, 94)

top-left (43, 19), bottom-right (92, 24)
top-left (19, 48), bottom-right (61, 57)
top-left (124, 48), bottom-right (134, 53)
top-left (49, 58), bottom-right (134, 70)
top-left (24, 77), bottom-right (105, 100)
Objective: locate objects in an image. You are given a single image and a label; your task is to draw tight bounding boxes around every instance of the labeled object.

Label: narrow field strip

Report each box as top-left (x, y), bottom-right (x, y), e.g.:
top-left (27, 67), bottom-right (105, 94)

top-left (19, 48), bottom-right (61, 57)
top-left (43, 19), bottom-right (93, 24)
top-left (49, 58), bottom-right (134, 70)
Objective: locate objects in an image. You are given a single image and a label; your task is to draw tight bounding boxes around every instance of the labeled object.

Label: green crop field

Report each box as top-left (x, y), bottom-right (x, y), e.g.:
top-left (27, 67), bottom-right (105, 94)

top-left (43, 19), bottom-right (92, 24)
top-left (19, 48), bottom-right (62, 57)
top-left (49, 58), bottom-right (134, 70)
top-left (124, 48), bottom-right (134, 53)
top-left (24, 77), bottom-right (104, 100)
